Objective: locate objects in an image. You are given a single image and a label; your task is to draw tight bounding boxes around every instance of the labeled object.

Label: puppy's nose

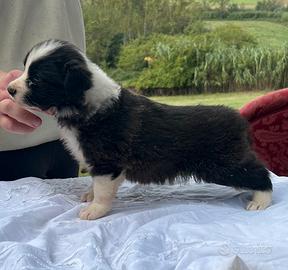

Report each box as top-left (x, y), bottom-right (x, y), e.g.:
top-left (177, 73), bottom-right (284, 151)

top-left (7, 87), bottom-right (17, 97)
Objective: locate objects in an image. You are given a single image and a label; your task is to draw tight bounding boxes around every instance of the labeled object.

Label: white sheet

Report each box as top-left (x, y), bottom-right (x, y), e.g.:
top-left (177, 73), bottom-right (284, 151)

top-left (0, 173), bottom-right (287, 270)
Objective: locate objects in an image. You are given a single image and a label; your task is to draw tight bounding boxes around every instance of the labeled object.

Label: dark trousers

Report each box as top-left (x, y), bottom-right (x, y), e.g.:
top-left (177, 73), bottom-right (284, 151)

top-left (0, 140), bottom-right (79, 181)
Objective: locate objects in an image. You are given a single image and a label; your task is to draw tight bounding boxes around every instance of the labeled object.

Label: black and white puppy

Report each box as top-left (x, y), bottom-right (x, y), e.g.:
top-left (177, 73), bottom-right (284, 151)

top-left (8, 39), bottom-right (272, 220)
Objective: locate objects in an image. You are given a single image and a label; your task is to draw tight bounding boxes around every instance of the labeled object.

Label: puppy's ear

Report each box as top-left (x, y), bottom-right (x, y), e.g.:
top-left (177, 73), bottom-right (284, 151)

top-left (64, 59), bottom-right (92, 96)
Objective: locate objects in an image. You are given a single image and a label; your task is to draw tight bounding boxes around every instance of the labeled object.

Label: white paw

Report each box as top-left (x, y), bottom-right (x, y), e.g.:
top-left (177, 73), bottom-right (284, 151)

top-left (246, 200), bottom-right (268, 210)
top-left (246, 191), bottom-right (272, 211)
top-left (80, 190), bottom-right (94, 202)
top-left (79, 203), bottom-right (111, 220)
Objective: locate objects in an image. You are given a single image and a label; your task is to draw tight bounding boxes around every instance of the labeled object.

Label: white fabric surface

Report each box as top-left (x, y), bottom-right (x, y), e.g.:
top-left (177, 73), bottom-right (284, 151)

top-left (0, 173), bottom-right (287, 270)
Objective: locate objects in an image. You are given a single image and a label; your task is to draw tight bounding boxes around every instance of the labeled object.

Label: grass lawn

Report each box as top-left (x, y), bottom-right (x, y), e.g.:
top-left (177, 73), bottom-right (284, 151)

top-left (150, 91), bottom-right (267, 109)
top-left (231, 0), bottom-right (288, 8)
top-left (231, 0), bottom-right (257, 4)
top-left (230, 0), bottom-right (257, 8)
top-left (206, 21), bottom-right (288, 49)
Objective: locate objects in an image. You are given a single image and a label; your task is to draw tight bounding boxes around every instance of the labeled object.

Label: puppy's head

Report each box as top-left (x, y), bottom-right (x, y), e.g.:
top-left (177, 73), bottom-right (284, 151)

top-left (8, 39), bottom-right (92, 115)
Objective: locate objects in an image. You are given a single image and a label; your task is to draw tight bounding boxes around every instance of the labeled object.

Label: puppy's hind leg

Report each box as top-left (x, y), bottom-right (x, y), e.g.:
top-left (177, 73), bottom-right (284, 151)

top-left (214, 153), bottom-right (272, 210)
top-left (79, 173), bottom-right (125, 220)
top-left (246, 190), bottom-right (272, 211)
top-left (231, 157), bottom-right (272, 211)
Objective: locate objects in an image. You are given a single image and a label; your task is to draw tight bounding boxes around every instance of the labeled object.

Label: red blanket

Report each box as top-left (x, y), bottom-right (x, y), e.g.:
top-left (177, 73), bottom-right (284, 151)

top-left (240, 88), bottom-right (288, 176)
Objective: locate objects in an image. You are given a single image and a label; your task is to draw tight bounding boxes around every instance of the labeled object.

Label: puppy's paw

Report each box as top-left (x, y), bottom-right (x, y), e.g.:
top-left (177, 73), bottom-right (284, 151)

top-left (246, 191), bottom-right (272, 211)
top-left (79, 203), bottom-right (111, 220)
top-left (246, 201), bottom-right (267, 210)
top-left (246, 199), bottom-right (271, 210)
top-left (81, 190), bottom-right (94, 202)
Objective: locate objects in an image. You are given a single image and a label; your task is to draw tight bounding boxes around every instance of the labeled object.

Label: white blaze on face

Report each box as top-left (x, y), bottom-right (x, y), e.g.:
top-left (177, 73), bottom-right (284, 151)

top-left (7, 72), bottom-right (29, 105)
top-left (7, 40), bottom-right (63, 104)
top-left (24, 40), bottom-right (63, 70)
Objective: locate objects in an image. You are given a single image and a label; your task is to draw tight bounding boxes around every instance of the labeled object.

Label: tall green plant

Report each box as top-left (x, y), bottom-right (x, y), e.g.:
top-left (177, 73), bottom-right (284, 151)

top-left (119, 35), bottom-right (288, 94)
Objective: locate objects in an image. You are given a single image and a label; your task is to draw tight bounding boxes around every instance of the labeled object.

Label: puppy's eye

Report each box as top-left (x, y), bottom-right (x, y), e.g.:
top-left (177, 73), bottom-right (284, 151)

top-left (26, 79), bottom-right (34, 87)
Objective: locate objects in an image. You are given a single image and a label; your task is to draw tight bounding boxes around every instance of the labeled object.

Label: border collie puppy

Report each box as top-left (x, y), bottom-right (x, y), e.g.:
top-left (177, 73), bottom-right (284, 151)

top-left (8, 39), bottom-right (272, 220)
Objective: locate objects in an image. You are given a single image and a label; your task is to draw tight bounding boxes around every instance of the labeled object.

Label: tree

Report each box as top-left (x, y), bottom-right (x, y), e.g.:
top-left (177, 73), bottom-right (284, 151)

top-left (81, 0), bottom-right (204, 64)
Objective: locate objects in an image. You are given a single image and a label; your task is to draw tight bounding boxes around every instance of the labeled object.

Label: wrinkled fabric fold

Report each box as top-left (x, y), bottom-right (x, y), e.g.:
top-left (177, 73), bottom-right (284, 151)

top-left (0, 173), bottom-right (286, 269)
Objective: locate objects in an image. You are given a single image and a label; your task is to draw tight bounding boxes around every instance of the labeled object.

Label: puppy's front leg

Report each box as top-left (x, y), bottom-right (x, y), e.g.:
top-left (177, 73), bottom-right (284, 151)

top-left (81, 185), bottom-right (94, 202)
top-left (79, 173), bottom-right (125, 220)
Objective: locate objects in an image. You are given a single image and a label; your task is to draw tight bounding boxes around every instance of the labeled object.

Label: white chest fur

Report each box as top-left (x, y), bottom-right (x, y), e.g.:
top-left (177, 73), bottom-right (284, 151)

top-left (60, 126), bottom-right (86, 167)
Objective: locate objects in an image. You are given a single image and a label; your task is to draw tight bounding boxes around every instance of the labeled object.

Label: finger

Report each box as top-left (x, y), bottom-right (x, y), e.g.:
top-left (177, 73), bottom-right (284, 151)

top-left (0, 99), bottom-right (42, 128)
top-left (8, 69), bottom-right (23, 78)
top-left (0, 90), bottom-right (9, 101)
top-left (0, 114), bottom-right (36, 134)
top-left (5, 69), bottom-right (23, 82)
top-left (0, 70), bottom-right (23, 89)
top-left (0, 71), bottom-right (7, 81)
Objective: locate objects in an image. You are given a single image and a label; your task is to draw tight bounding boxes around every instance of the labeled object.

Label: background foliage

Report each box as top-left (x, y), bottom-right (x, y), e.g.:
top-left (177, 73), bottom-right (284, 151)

top-left (81, 0), bottom-right (288, 94)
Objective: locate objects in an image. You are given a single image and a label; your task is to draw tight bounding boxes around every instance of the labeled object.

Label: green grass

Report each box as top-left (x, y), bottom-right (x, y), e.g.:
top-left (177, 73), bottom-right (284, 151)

top-left (206, 21), bottom-right (288, 49)
top-left (231, 0), bottom-right (288, 8)
top-left (150, 91), bottom-right (267, 109)
top-left (231, 0), bottom-right (257, 4)
top-left (231, 0), bottom-right (257, 8)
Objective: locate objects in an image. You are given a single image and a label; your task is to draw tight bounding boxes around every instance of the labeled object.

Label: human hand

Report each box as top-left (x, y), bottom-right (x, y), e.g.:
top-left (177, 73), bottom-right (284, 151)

top-left (0, 71), bottom-right (6, 81)
top-left (0, 70), bottom-right (42, 134)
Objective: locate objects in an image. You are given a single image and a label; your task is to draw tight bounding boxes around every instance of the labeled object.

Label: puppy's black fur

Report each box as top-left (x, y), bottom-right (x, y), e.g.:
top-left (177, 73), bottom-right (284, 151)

top-left (61, 89), bottom-right (271, 191)
top-left (24, 42), bottom-right (92, 111)
top-left (20, 40), bottom-right (272, 193)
